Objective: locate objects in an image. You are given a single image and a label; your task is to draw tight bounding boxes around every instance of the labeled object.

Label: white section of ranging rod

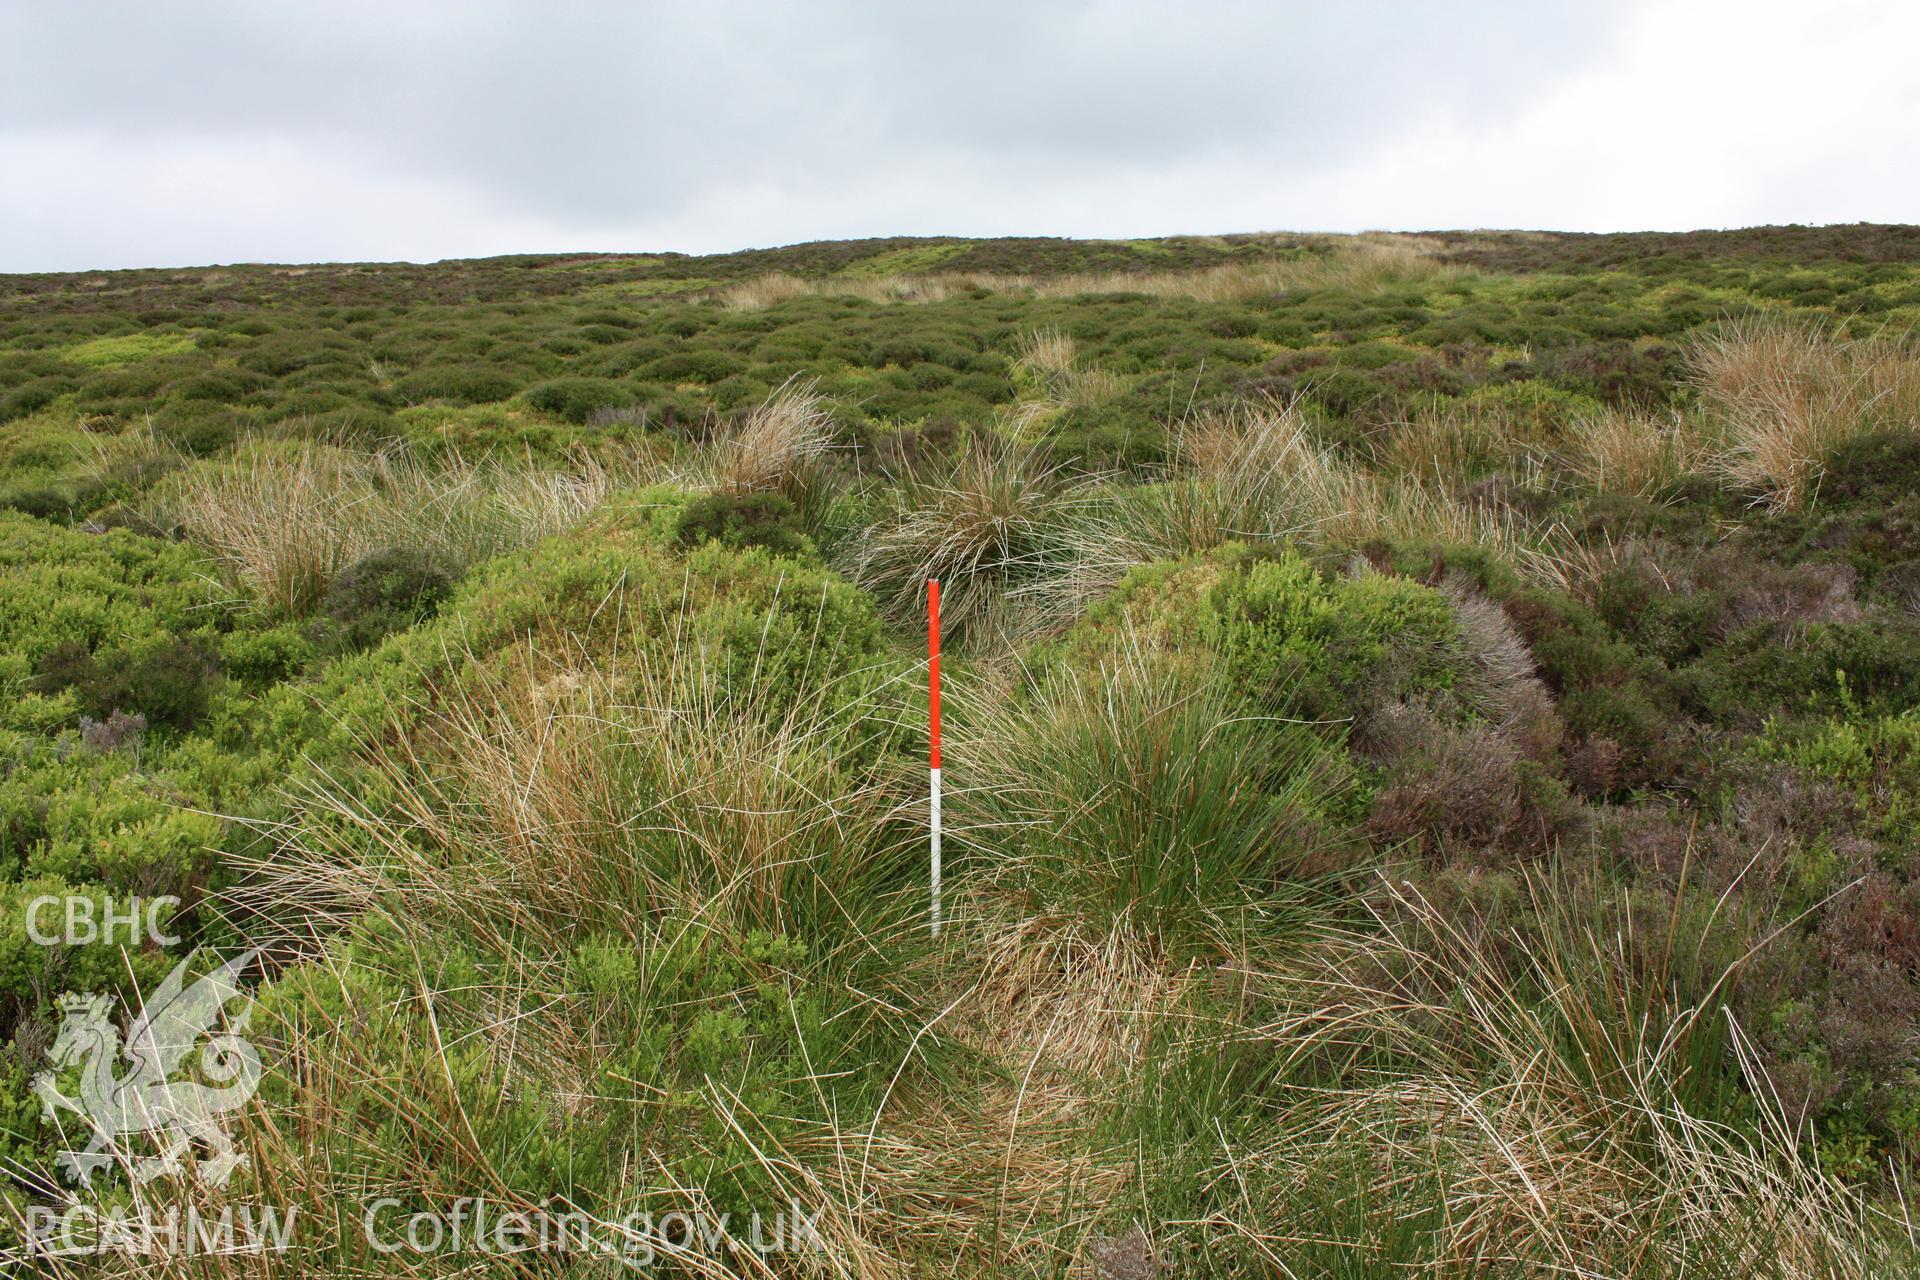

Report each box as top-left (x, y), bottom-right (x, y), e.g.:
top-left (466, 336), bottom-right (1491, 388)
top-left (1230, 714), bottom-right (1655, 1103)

top-left (930, 766), bottom-right (942, 937)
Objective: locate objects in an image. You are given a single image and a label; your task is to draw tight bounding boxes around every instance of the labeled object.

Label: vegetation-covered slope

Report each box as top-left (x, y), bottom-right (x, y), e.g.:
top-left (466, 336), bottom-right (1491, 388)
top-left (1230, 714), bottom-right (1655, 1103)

top-left (4, 226), bottom-right (1920, 1276)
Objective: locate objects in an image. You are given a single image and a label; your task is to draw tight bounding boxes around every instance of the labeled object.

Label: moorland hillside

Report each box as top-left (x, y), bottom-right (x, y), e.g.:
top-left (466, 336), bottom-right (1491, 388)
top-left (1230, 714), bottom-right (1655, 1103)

top-left (4, 225), bottom-right (1920, 1275)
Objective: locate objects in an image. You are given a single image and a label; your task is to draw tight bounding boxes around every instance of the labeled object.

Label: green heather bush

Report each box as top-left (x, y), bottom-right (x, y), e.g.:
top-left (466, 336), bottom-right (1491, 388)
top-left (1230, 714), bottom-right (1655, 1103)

top-left (1689, 619), bottom-right (1920, 724)
top-left (1821, 429), bottom-right (1920, 508)
top-left (642, 348), bottom-right (746, 384)
top-left (71, 361), bottom-right (172, 415)
top-left (164, 368), bottom-right (270, 403)
top-left (1595, 560), bottom-right (1728, 666)
top-left (0, 875), bottom-right (180, 1029)
top-left (274, 498), bottom-right (893, 739)
top-left (314, 544), bottom-right (456, 650)
top-left (392, 400), bottom-right (580, 457)
top-left (395, 361), bottom-right (521, 404)
top-left (1505, 587), bottom-right (1691, 791)
top-left (149, 404), bottom-right (245, 456)
top-left (575, 322), bottom-right (626, 346)
top-left (1204, 552), bottom-right (1462, 725)
top-left (29, 633), bottom-right (223, 732)
top-left (522, 375), bottom-right (637, 423)
top-left (1750, 711), bottom-right (1920, 839)
top-left (1042, 399), bottom-right (1167, 467)
top-left (1520, 337), bottom-right (1682, 406)
top-left (1714, 430), bottom-right (1920, 607)
top-left (587, 337), bottom-right (671, 376)
top-left (261, 395), bottom-right (400, 444)
top-left (234, 336), bottom-right (347, 378)
top-left (1063, 547), bottom-right (1523, 733)
top-left (0, 512), bottom-right (230, 716)
top-left (0, 378), bottom-right (69, 423)
top-left (0, 353), bottom-right (69, 390)
top-left (671, 491), bottom-right (812, 558)
top-left (219, 620), bottom-right (314, 685)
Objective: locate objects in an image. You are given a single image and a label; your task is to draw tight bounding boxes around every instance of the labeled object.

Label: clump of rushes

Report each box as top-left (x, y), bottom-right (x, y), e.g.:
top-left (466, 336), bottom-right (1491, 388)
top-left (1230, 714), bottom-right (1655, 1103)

top-left (1057, 399), bottom-right (1353, 613)
top-left (1006, 327), bottom-right (1125, 432)
top-left (951, 646), bottom-right (1355, 965)
top-left (147, 438), bottom-right (635, 613)
top-left (1691, 315), bottom-right (1920, 510)
top-left (1138, 398), bottom-right (1353, 548)
top-left (846, 433), bottom-right (1098, 645)
top-left (1079, 398), bottom-right (1576, 607)
top-left (1203, 872), bottom-right (1905, 1276)
top-left (216, 618), bottom-right (957, 1273)
top-left (698, 375), bottom-right (837, 500)
top-left (1568, 404), bottom-right (1704, 496)
top-left (281, 626), bottom-right (914, 949)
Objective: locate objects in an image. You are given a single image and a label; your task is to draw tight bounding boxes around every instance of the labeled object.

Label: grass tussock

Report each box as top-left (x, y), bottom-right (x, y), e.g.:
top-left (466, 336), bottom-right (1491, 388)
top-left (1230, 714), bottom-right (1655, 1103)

top-left (1157, 397), bottom-right (1354, 544)
top-left (1053, 398), bottom-right (1349, 610)
top-left (1058, 398), bottom-right (1324, 557)
top-left (951, 647), bottom-right (1354, 967)
top-left (1380, 392), bottom-right (1567, 483)
top-left (1692, 316), bottom-right (1920, 509)
top-left (1005, 328), bottom-right (1125, 433)
top-left (146, 439), bottom-right (637, 614)
top-left (694, 375), bottom-right (837, 501)
top-left (1569, 404), bottom-right (1706, 495)
top-left (844, 434), bottom-right (1099, 644)
top-left (1216, 874), bottom-right (1907, 1276)
top-left (280, 641), bottom-right (913, 948)
top-left (1069, 398), bottom-right (1579, 609)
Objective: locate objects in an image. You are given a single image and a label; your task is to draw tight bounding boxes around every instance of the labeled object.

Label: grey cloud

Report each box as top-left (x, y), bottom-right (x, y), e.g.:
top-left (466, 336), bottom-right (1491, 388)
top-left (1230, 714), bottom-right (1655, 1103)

top-left (2, 2), bottom-right (1622, 245)
top-left (4, 1), bottom-right (1906, 271)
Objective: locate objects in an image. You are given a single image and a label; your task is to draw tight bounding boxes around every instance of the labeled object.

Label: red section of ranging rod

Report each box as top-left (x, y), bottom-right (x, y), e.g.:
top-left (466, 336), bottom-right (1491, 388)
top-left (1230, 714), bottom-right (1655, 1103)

top-left (928, 580), bottom-right (942, 768)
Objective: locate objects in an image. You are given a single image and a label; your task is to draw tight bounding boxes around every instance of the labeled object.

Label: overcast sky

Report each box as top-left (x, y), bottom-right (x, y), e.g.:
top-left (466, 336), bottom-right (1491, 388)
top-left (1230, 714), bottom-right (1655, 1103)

top-left (3, 0), bottom-right (1916, 272)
